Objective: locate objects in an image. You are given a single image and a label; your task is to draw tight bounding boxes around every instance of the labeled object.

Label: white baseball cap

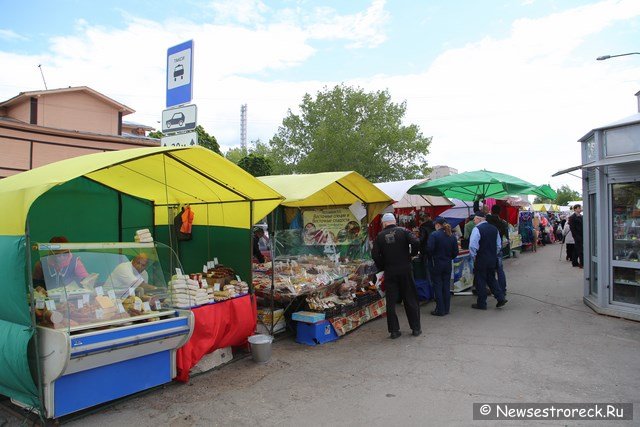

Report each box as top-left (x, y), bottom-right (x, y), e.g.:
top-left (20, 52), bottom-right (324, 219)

top-left (381, 213), bottom-right (396, 223)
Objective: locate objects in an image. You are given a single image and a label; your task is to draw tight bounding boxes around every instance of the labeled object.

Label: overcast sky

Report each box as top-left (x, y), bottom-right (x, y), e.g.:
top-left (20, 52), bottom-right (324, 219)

top-left (1, 0), bottom-right (639, 192)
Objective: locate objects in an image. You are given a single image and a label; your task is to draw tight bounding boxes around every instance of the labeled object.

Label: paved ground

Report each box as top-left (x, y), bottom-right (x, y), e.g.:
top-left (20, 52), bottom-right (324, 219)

top-left (3, 243), bottom-right (640, 426)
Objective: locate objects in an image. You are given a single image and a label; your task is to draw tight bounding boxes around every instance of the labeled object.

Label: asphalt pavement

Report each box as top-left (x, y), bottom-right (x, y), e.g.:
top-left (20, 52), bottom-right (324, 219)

top-left (4, 242), bottom-right (640, 426)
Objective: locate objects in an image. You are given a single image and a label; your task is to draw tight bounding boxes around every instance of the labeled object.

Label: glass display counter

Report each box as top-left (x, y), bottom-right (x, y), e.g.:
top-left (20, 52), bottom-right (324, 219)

top-left (612, 182), bottom-right (640, 306)
top-left (27, 242), bottom-right (194, 418)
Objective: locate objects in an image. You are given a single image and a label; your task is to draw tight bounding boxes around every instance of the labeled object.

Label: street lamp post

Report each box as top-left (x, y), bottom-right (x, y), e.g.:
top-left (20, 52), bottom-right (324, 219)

top-left (596, 52), bottom-right (640, 61)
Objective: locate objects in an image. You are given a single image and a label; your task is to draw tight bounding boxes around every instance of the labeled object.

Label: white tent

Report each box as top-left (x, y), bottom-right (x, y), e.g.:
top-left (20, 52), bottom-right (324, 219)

top-left (374, 179), bottom-right (452, 208)
top-left (437, 199), bottom-right (475, 222)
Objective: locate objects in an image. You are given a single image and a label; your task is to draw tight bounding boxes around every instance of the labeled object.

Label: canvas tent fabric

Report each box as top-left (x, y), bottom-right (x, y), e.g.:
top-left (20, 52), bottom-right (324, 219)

top-left (0, 146), bottom-right (283, 409)
top-left (407, 169), bottom-right (557, 201)
top-left (0, 146), bottom-right (283, 235)
top-left (373, 179), bottom-right (453, 209)
top-left (258, 172), bottom-right (393, 223)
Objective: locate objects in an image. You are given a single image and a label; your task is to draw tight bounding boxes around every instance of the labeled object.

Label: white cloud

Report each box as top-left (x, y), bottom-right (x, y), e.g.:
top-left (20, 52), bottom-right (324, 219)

top-left (208, 0), bottom-right (269, 25)
top-left (0, 0), bottom-right (638, 194)
top-left (0, 29), bottom-right (27, 41)
top-left (307, 0), bottom-right (390, 48)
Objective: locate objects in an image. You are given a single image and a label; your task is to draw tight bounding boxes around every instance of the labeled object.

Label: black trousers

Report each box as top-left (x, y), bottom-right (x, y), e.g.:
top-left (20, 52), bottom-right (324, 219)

top-left (384, 271), bottom-right (421, 333)
top-left (431, 267), bottom-right (452, 315)
top-left (572, 240), bottom-right (583, 267)
top-left (566, 243), bottom-right (574, 261)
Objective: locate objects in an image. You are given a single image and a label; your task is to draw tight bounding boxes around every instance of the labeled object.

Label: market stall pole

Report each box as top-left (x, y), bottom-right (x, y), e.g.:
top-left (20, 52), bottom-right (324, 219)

top-left (255, 172), bottom-right (393, 340)
top-left (0, 146), bottom-right (283, 418)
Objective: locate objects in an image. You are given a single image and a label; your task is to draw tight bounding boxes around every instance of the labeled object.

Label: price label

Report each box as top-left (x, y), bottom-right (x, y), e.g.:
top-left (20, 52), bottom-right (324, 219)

top-left (214, 257), bottom-right (218, 266)
top-left (77, 299), bottom-right (84, 309)
top-left (108, 290), bottom-right (116, 300)
top-left (203, 264), bottom-right (208, 273)
top-left (95, 308), bottom-right (104, 319)
top-left (175, 268), bottom-right (183, 276)
top-left (35, 299), bottom-right (45, 309)
top-left (45, 300), bottom-right (56, 311)
top-left (134, 300), bottom-right (142, 311)
top-left (129, 288), bottom-right (135, 297)
top-left (95, 286), bottom-right (104, 296)
top-left (82, 294), bottom-right (90, 304)
top-left (143, 302), bottom-right (151, 312)
top-left (351, 293), bottom-right (356, 299)
top-left (236, 275), bottom-right (241, 282)
top-left (155, 300), bottom-right (162, 310)
top-left (117, 302), bottom-right (126, 313)
top-left (214, 283), bottom-right (221, 291)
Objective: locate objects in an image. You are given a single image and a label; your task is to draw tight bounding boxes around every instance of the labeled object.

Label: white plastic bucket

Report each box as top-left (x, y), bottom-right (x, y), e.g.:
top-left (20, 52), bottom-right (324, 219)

top-left (248, 334), bottom-right (273, 363)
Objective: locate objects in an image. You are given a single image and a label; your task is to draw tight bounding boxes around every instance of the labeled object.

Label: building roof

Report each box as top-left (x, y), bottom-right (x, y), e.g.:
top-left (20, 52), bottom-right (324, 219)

top-left (0, 86), bottom-right (135, 115)
top-left (122, 120), bottom-right (155, 131)
top-left (578, 112), bottom-right (640, 142)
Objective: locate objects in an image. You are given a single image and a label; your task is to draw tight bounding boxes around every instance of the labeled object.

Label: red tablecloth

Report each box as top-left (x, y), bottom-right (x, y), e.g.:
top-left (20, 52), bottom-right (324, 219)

top-left (175, 294), bottom-right (257, 382)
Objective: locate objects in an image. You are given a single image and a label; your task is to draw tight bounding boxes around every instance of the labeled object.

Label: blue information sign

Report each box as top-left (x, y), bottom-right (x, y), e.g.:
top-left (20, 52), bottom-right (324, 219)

top-left (166, 40), bottom-right (194, 108)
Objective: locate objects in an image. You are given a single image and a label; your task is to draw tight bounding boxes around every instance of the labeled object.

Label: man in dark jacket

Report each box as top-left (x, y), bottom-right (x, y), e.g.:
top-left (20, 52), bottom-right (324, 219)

top-left (372, 213), bottom-right (421, 338)
top-left (569, 204), bottom-right (583, 268)
top-left (469, 211), bottom-right (507, 310)
top-left (486, 204), bottom-right (509, 295)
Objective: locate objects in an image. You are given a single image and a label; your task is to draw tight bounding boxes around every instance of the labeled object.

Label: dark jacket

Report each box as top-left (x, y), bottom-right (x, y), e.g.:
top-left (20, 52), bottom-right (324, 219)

top-left (569, 213), bottom-right (583, 244)
top-left (419, 220), bottom-right (435, 260)
top-left (486, 214), bottom-right (508, 239)
top-left (426, 229), bottom-right (459, 273)
top-left (253, 234), bottom-right (265, 263)
top-left (475, 222), bottom-right (499, 270)
top-left (372, 224), bottom-right (419, 274)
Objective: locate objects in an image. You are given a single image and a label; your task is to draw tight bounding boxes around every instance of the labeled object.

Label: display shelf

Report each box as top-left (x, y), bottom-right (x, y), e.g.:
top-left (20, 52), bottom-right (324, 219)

top-left (614, 280), bottom-right (640, 287)
top-left (68, 309), bottom-right (176, 333)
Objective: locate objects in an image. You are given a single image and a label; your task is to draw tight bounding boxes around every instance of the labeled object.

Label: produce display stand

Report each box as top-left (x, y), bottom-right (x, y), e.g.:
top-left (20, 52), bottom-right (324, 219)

top-left (254, 172), bottom-right (393, 337)
top-left (0, 146), bottom-right (283, 419)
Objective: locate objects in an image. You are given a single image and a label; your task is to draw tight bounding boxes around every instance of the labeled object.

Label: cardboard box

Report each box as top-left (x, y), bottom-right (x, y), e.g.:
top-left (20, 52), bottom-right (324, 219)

top-left (292, 311), bottom-right (325, 323)
top-left (257, 308), bottom-right (284, 324)
top-left (191, 346), bottom-right (233, 374)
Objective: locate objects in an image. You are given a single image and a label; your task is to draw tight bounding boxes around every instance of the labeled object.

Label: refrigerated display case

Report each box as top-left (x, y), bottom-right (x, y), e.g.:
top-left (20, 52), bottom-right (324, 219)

top-left (611, 182), bottom-right (640, 306)
top-left (22, 242), bottom-right (194, 418)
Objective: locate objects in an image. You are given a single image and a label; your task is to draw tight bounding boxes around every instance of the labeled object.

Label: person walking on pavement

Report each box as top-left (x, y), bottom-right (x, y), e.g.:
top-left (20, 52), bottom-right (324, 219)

top-left (486, 204), bottom-right (509, 295)
top-left (427, 218), bottom-right (459, 316)
top-left (469, 211), bottom-right (507, 310)
top-left (372, 213), bottom-right (422, 338)
top-left (569, 204), bottom-right (584, 268)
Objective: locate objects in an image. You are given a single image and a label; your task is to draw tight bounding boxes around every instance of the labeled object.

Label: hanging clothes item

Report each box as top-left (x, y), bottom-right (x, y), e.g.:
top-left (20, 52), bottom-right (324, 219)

top-left (176, 205), bottom-right (194, 241)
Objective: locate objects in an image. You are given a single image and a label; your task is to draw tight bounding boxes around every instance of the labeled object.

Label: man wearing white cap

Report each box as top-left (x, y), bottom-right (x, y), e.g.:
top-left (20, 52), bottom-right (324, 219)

top-left (372, 212), bottom-right (422, 338)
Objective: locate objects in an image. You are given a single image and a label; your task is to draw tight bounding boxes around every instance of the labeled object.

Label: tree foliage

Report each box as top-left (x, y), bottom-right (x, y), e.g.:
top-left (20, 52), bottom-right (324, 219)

top-left (534, 184), bottom-right (581, 205)
top-left (195, 125), bottom-right (221, 154)
top-left (225, 147), bottom-right (248, 164)
top-left (267, 84), bottom-right (432, 181)
top-left (237, 153), bottom-right (273, 177)
top-left (148, 126), bottom-right (220, 154)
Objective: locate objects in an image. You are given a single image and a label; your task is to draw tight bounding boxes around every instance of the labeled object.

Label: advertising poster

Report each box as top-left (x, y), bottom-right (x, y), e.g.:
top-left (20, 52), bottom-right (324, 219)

top-left (302, 208), bottom-right (364, 245)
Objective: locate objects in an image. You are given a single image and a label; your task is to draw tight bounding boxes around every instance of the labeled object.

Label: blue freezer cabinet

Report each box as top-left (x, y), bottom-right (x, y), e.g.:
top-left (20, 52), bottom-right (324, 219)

top-left (29, 309), bottom-right (194, 418)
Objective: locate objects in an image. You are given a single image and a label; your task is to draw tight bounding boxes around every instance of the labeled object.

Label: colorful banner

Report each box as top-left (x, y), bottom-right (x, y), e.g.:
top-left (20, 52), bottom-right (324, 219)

top-left (452, 252), bottom-right (474, 292)
top-left (302, 208), bottom-right (364, 245)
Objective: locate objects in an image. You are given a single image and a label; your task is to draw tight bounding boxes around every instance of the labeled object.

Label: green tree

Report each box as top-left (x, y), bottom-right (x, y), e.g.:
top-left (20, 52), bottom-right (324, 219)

top-left (195, 125), bottom-right (221, 154)
top-left (225, 147), bottom-right (248, 164)
top-left (268, 84), bottom-right (432, 181)
top-left (534, 184), bottom-right (581, 205)
top-left (237, 153), bottom-right (273, 177)
top-left (148, 126), bottom-right (220, 154)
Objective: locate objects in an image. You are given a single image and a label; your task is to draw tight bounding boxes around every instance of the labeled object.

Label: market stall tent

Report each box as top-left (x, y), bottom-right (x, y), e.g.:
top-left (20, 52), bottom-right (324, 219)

top-left (373, 179), bottom-right (452, 209)
top-left (0, 146), bottom-right (283, 411)
top-left (258, 171), bottom-right (393, 224)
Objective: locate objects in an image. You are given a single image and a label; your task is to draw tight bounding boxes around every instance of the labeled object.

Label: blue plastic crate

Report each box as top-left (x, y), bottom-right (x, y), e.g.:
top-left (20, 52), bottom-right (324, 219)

top-left (296, 320), bottom-right (339, 346)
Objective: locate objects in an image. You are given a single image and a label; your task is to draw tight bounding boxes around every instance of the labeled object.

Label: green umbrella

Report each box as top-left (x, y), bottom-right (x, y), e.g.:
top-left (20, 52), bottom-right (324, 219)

top-left (408, 170), bottom-right (555, 201)
top-left (527, 184), bottom-right (557, 200)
